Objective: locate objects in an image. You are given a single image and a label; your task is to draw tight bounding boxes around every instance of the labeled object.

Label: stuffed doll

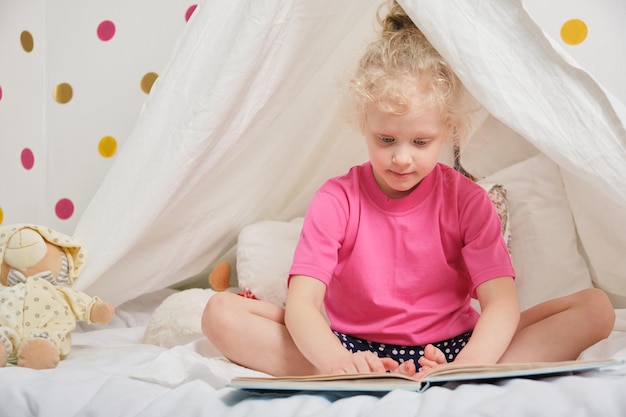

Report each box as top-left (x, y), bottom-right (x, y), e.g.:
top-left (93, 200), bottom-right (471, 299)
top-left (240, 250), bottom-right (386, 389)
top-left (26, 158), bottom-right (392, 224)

top-left (0, 224), bottom-right (115, 369)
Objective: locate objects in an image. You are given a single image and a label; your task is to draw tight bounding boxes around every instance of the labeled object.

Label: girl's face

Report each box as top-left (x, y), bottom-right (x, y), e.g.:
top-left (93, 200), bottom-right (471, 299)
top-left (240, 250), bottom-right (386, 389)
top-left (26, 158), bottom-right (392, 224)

top-left (362, 98), bottom-right (450, 199)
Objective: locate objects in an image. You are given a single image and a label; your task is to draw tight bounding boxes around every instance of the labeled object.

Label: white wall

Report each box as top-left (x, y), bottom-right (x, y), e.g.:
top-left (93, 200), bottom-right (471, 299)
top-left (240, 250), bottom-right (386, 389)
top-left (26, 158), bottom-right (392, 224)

top-left (0, 0), bottom-right (197, 233)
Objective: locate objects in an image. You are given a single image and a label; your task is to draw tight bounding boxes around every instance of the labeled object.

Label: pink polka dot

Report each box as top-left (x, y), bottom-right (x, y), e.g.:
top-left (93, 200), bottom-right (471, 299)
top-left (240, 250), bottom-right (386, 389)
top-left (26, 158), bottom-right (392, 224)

top-left (55, 198), bottom-right (74, 220)
top-left (185, 5), bottom-right (198, 22)
top-left (0, 85), bottom-right (3, 101)
top-left (21, 148), bottom-right (35, 170)
top-left (97, 20), bottom-right (116, 41)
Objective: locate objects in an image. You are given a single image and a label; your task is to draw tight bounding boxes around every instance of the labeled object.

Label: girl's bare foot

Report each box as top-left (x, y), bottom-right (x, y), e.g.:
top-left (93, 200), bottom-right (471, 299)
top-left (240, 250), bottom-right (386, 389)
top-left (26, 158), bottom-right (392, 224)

top-left (391, 359), bottom-right (417, 376)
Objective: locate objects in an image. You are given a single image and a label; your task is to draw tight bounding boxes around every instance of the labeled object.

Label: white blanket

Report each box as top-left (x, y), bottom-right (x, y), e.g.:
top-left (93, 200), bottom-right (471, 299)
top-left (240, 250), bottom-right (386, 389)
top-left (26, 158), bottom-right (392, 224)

top-left (2, 289), bottom-right (626, 417)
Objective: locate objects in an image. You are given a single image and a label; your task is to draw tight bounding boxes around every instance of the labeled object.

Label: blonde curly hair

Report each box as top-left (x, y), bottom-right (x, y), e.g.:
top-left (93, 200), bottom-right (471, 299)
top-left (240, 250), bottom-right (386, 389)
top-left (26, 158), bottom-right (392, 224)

top-left (349, 1), bottom-right (474, 142)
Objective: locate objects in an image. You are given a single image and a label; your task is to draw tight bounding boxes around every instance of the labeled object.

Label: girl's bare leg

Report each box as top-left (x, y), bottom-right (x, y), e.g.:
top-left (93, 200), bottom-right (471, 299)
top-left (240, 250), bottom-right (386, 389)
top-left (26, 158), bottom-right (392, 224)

top-left (499, 288), bottom-right (615, 362)
top-left (201, 292), bottom-right (317, 376)
top-left (421, 288), bottom-right (615, 366)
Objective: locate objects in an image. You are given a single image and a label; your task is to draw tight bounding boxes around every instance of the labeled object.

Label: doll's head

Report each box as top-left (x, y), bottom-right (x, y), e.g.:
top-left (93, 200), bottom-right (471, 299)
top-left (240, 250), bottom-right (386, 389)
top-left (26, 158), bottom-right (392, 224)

top-left (0, 224), bottom-right (84, 287)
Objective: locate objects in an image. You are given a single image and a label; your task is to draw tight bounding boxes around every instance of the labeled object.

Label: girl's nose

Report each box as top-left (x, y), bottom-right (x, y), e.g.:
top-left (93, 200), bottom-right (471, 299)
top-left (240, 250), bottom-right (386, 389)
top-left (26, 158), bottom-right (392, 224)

top-left (392, 148), bottom-right (412, 166)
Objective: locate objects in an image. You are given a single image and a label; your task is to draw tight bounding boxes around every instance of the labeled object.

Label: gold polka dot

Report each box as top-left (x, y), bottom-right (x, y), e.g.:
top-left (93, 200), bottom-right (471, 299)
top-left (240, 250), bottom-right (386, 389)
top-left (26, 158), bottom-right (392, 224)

top-left (0, 206), bottom-right (3, 224)
top-left (98, 135), bottom-right (117, 158)
top-left (561, 19), bottom-right (588, 45)
top-left (53, 83), bottom-right (73, 104)
top-left (141, 72), bottom-right (158, 94)
top-left (20, 30), bottom-right (34, 52)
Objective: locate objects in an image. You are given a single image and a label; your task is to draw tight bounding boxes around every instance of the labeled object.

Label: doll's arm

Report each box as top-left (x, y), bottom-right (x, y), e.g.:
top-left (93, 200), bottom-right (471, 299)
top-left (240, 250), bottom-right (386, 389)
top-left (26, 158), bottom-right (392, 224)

top-left (88, 298), bottom-right (115, 324)
top-left (57, 287), bottom-right (115, 324)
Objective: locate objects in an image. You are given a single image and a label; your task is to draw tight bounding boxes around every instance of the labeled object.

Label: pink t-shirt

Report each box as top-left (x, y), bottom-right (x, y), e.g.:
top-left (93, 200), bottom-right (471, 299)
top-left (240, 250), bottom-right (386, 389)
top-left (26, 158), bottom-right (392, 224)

top-left (289, 162), bottom-right (515, 346)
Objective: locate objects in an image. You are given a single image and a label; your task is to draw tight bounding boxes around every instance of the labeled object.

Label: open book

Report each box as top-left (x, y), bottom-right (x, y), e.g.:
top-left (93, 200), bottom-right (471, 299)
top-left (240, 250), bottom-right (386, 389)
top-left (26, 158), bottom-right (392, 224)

top-left (229, 358), bottom-right (623, 393)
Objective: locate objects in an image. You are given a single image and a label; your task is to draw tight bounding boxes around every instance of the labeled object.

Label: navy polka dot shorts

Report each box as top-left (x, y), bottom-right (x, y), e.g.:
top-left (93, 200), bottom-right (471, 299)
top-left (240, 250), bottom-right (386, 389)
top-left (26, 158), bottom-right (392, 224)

top-left (333, 330), bottom-right (472, 371)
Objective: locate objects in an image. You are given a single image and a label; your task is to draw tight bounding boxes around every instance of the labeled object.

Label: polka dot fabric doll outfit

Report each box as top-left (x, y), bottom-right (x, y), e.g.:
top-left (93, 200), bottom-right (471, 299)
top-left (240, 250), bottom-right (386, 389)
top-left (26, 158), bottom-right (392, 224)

top-left (0, 276), bottom-right (101, 364)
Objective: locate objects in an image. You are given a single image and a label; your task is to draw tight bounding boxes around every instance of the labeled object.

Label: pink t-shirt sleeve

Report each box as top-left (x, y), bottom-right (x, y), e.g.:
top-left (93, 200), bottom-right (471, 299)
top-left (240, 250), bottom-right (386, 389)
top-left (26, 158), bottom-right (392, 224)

top-left (460, 187), bottom-right (515, 295)
top-left (289, 186), bottom-right (347, 285)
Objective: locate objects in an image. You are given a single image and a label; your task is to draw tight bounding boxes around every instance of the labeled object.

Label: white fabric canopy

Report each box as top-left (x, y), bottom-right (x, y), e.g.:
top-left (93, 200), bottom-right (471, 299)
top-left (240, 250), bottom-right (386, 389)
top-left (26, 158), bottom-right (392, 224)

top-left (404, 1), bottom-right (626, 200)
top-left (74, 0), bottom-right (626, 307)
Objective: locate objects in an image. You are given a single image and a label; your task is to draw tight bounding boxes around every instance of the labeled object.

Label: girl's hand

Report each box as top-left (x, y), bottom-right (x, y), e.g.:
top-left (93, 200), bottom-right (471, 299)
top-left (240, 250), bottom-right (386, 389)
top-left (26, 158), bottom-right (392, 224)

top-left (329, 351), bottom-right (401, 374)
top-left (416, 344), bottom-right (447, 377)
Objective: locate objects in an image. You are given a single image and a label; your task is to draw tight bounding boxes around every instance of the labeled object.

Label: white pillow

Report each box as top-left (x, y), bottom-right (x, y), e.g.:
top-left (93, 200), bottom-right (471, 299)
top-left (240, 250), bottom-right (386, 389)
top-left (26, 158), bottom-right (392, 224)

top-left (236, 218), bottom-right (304, 307)
top-left (483, 153), bottom-right (593, 310)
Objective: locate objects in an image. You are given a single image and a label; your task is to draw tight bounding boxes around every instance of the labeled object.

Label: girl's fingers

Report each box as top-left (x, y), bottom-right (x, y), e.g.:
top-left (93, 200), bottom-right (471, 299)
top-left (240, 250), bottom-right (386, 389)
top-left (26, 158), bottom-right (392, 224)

top-left (346, 351), bottom-right (376, 373)
top-left (340, 351), bottom-right (420, 375)
top-left (380, 357), bottom-right (400, 372)
top-left (362, 351), bottom-right (387, 373)
top-left (347, 351), bottom-right (397, 373)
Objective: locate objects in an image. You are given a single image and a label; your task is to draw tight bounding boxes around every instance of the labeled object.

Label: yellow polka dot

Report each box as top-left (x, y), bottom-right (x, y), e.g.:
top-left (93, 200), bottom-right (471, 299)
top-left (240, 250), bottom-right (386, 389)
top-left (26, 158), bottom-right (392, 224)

top-left (141, 72), bottom-right (158, 94)
top-left (53, 83), bottom-right (73, 104)
top-left (98, 135), bottom-right (117, 158)
top-left (20, 31), bottom-right (34, 52)
top-left (0, 206), bottom-right (3, 224)
top-left (561, 19), bottom-right (588, 45)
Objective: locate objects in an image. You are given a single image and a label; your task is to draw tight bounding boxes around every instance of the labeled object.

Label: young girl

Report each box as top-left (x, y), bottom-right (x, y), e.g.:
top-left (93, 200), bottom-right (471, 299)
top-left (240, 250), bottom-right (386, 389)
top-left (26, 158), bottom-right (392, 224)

top-left (202, 1), bottom-right (615, 377)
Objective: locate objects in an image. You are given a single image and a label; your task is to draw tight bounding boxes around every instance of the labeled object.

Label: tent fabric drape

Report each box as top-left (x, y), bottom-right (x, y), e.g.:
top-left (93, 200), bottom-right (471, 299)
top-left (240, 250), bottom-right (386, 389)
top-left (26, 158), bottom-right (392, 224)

top-left (74, 0), bottom-right (626, 307)
top-left (74, 0), bottom-right (377, 305)
top-left (401, 0), bottom-right (626, 204)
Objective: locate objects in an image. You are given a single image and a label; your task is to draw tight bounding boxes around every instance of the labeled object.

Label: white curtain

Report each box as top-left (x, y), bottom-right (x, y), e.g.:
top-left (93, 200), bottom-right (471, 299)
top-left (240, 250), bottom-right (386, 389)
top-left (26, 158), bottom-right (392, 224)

top-left (74, 0), bottom-right (626, 307)
top-left (74, 0), bottom-right (377, 305)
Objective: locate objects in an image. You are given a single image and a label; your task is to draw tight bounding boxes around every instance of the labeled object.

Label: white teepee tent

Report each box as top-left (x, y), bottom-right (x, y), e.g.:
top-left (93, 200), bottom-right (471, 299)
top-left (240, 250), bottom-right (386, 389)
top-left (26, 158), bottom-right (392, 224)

top-left (73, 0), bottom-right (626, 309)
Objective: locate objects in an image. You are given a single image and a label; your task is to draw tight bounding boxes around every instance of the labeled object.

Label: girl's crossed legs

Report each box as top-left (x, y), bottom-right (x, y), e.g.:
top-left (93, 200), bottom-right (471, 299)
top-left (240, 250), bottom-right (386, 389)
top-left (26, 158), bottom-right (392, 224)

top-left (201, 288), bottom-right (615, 377)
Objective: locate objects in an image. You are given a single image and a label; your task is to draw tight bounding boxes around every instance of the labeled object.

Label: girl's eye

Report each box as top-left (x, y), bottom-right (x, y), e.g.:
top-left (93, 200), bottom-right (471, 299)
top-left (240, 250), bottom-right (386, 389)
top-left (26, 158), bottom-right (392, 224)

top-left (378, 136), bottom-right (394, 143)
top-left (414, 139), bottom-right (430, 146)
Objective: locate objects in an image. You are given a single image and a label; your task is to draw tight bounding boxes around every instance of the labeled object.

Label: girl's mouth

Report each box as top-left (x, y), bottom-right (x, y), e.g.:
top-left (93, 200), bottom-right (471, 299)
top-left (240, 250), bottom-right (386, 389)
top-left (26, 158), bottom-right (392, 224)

top-left (390, 170), bottom-right (413, 179)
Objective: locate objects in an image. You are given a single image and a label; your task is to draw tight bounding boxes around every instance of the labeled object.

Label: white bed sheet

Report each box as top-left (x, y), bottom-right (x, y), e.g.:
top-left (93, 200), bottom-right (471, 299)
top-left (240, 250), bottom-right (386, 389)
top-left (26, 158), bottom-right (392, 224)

top-left (2, 289), bottom-right (626, 417)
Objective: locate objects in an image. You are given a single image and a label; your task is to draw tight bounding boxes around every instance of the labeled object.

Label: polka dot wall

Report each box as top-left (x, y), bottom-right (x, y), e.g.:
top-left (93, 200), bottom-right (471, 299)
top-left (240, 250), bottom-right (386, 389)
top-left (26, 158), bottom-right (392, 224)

top-left (0, 2), bottom-right (623, 234)
top-left (0, 1), bottom-right (198, 233)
